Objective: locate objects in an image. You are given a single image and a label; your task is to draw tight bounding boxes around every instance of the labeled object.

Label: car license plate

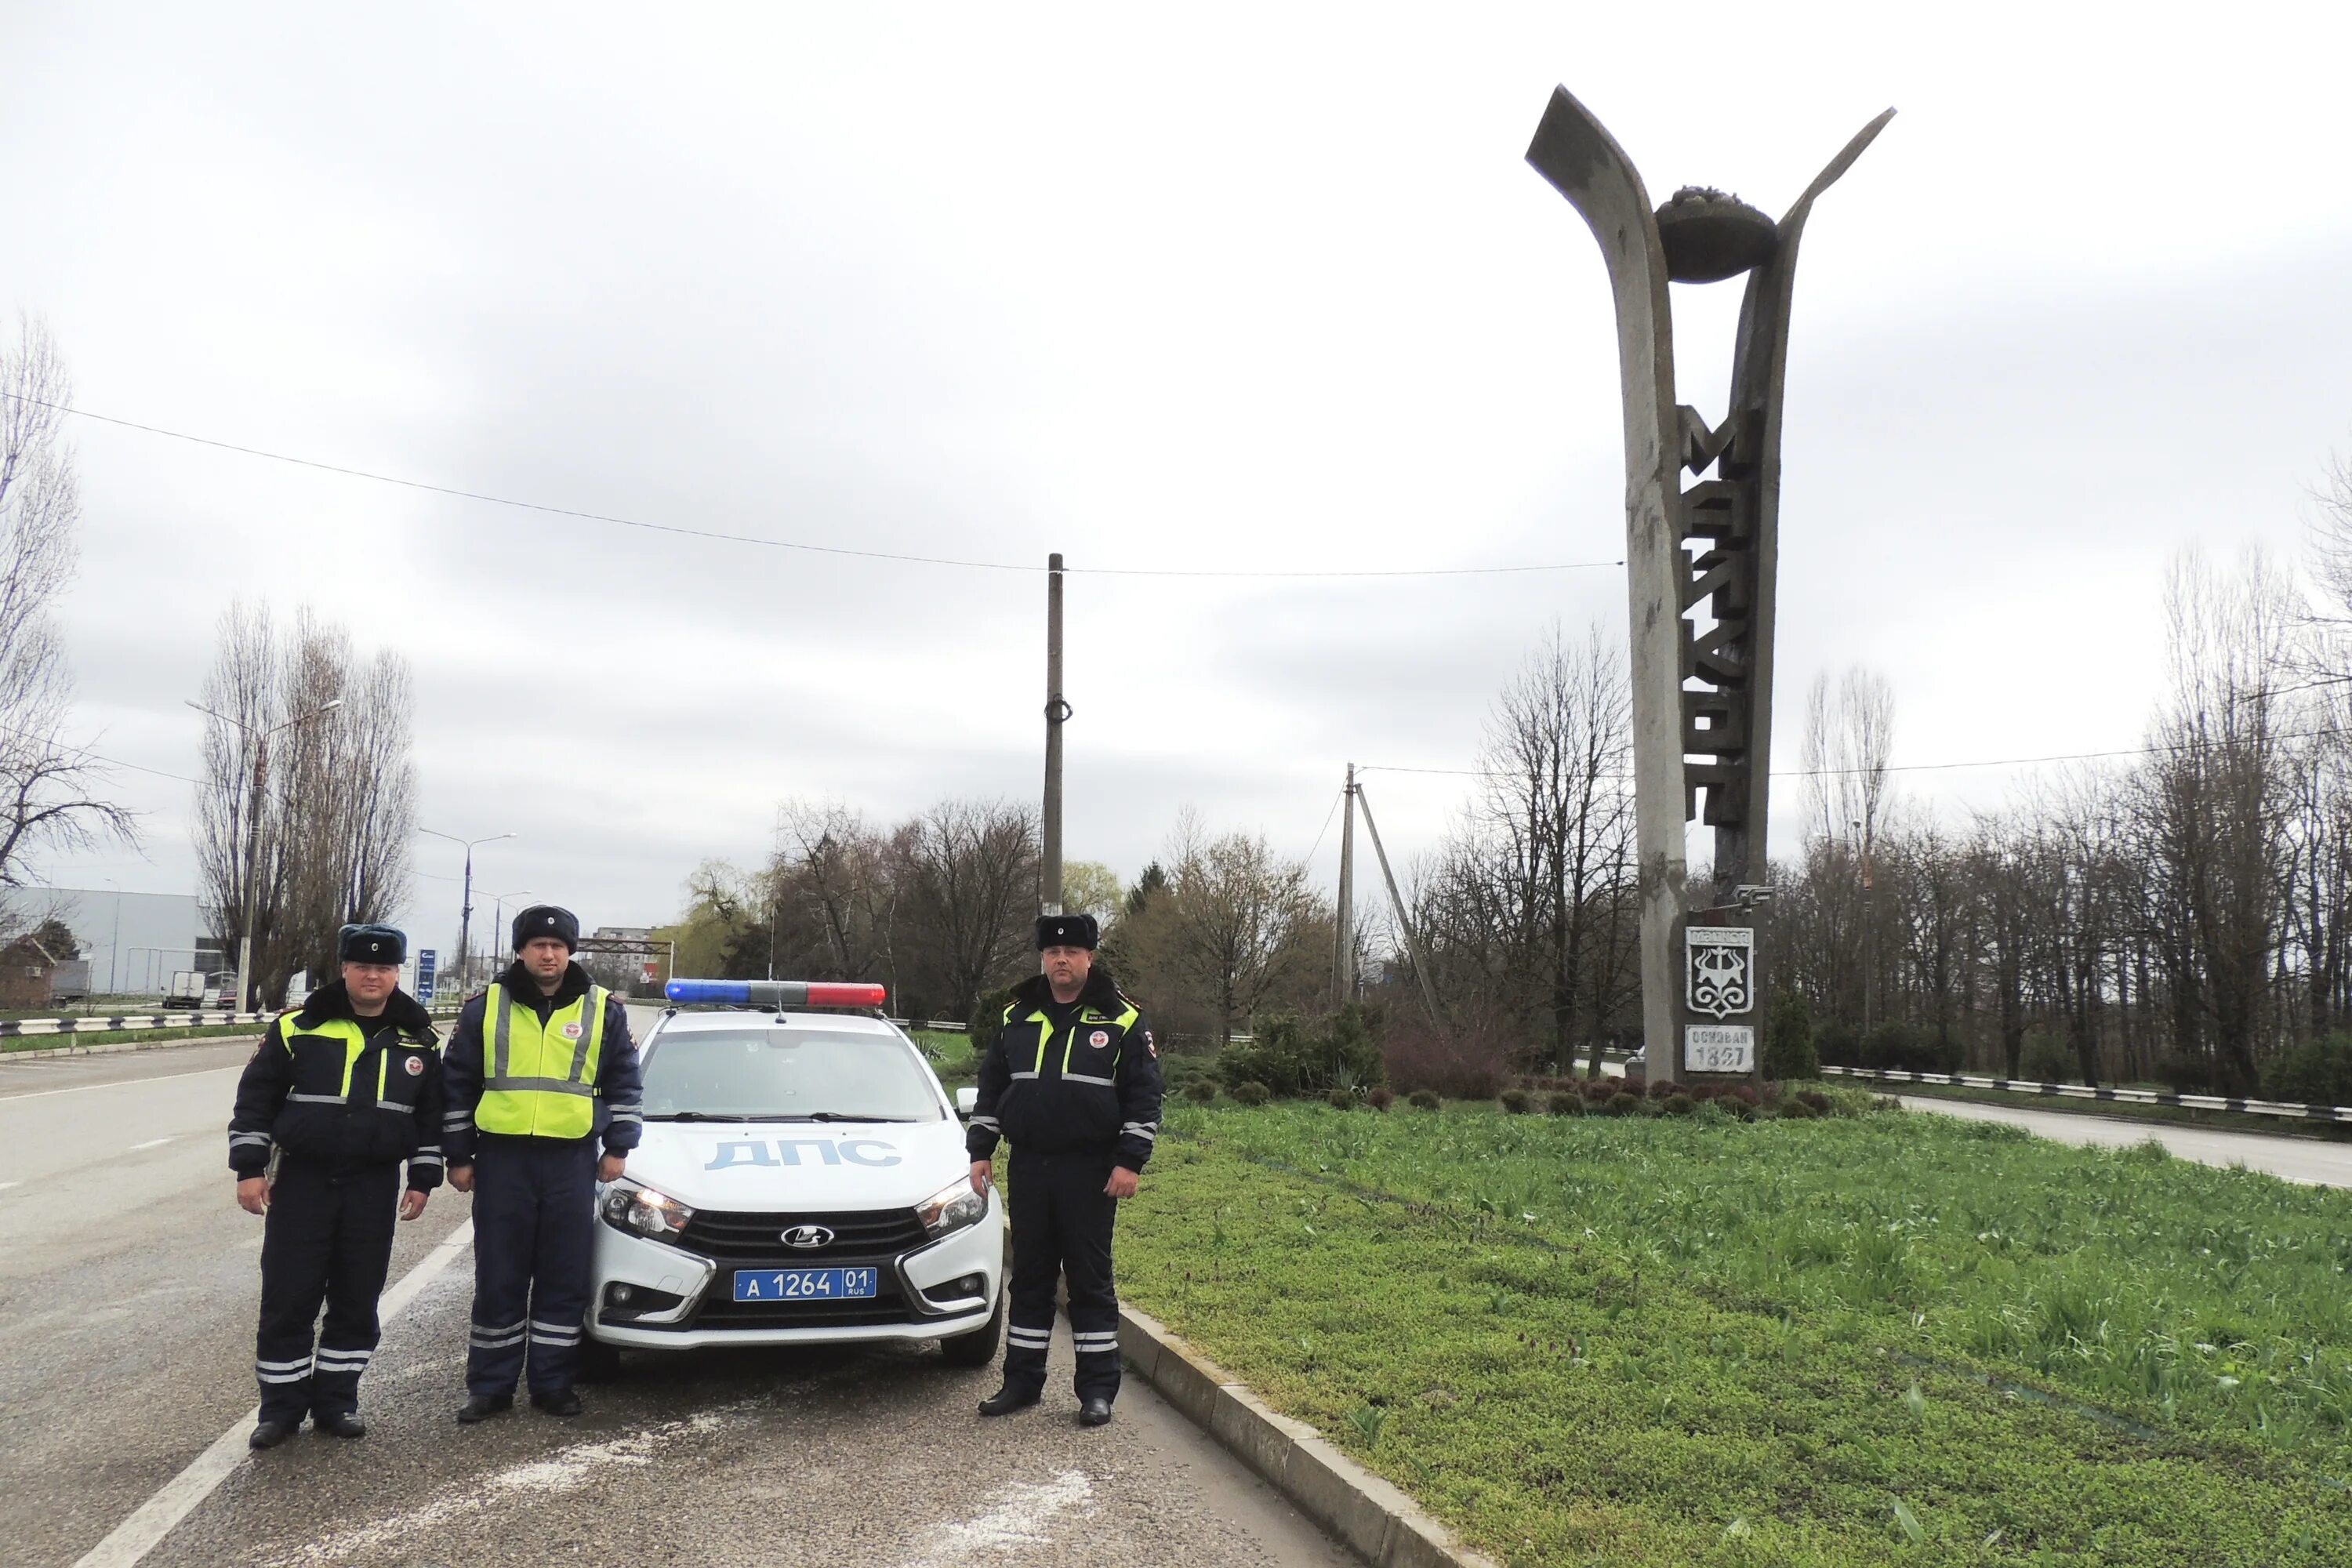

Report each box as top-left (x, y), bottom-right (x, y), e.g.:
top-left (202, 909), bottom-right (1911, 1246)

top-left (732, 1266), bottom-right (879, 1302)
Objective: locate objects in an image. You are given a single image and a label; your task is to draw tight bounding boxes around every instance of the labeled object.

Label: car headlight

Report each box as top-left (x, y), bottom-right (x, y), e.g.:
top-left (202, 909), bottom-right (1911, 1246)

top-left (599, 1180), bottom-right (694, 1240)
top-left (915, 1176), bottom-right (988, 1237)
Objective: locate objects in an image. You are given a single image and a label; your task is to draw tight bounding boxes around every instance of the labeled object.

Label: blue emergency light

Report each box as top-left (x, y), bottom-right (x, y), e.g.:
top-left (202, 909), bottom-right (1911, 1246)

top-left (665, 978), bottom-right (887, 1009)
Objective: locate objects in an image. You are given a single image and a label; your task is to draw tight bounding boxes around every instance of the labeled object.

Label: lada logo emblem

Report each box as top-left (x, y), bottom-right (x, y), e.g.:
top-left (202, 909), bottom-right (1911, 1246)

top-left (782, 1225), bottom-right (835, 1248)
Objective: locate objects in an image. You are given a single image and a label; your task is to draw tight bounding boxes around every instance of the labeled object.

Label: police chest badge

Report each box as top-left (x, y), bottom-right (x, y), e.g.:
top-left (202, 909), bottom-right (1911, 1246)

top-left (1088, 1029), bottom-right (1110, 1050)
top-left (561, 1022), bottom-right (585, 1040)
top-left (404, 1054), bottom-right (423, 1076)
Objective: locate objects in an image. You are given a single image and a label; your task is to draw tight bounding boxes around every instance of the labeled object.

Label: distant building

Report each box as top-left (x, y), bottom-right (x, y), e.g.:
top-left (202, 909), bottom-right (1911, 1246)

top-left (7, 889), bottom-right (213, 1000)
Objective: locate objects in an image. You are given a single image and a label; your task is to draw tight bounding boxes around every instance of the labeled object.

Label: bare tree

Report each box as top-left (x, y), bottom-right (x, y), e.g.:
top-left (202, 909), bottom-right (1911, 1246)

top-left (0, 317), bottom-right (132, 902)
top-left (194, 603), bottom-right (417, 1002)
top-left (892, 798), bottom-right (1040, 1019)
top-left (1134, 809), bottom-right (1327, 1045)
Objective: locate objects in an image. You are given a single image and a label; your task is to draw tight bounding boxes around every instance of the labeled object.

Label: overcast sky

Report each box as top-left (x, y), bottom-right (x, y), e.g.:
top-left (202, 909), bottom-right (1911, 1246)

top-left (5, 4), bottom-right (2349, 960)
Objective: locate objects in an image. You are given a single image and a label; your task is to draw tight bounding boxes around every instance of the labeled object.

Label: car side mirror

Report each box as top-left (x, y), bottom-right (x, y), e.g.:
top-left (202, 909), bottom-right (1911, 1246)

top-left (955, 1086), bottom-right (978, 1120)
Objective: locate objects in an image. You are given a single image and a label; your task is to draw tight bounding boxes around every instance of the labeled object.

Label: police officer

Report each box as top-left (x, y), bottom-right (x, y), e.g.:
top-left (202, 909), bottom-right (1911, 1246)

top-left (967, 913), bottom-right (1162, 1426)
top-left (228, 924), bottom-right (445, 1449)
top-left (443, 905), bottom-right (641, 1422)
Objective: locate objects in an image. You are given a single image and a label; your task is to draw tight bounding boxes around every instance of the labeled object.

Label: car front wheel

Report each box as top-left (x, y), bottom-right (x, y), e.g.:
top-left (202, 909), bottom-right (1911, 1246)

top-left (939, 1287), bottom-right (1004, 1367)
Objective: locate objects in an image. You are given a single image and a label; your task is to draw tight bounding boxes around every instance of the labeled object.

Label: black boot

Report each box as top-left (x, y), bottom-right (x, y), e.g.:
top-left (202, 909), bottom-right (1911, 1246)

top-left (978, 1385), bottom-right (1041, 1417)
top-left (249, 1419), bottom-right (298, 1450)
top-left (456, 1392), bottom-right (514, 1425)
top-left (1078, 1396), bottom-right (1113, 1427)
top-left (314, 1411), bottom-right (367, 1439)
top-left (531, 1388), bottom-right (583, 1417)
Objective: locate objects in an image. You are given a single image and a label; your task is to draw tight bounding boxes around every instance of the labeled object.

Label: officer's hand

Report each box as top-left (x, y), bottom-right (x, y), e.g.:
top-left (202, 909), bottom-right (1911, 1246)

top-left (448, 1163), bottom-right (474, 1194)
top-left (399, 1189), bottom-right (430, 1221)
top-left (597, 1154), bottom-right (626, 1183)
top-left (1105, 1167), bottom-right (1139, 1200)
top-left (969, 1160), bottom-right (993, 1196)
top-left (236, 1177), bottom-right (270, 1215)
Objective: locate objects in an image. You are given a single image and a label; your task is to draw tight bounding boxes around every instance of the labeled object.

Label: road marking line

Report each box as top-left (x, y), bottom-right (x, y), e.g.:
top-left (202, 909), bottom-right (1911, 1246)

top-left (0, 1180), bottom-right (18, 1192)
top-left (0, 1065), bottom-right (237, 1104)
top-left (885, 1469), bottom-right (1094, 1567)
top-left (127, 1137), bottom-right (175, 1152)
top-left (70, 1219), bottom-right (476, 1568)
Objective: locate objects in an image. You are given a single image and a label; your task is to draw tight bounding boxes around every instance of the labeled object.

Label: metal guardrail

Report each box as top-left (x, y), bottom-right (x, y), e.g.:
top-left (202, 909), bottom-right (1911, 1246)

top-left (0, 1004), bottom-right (464, 1040)
top-left (1822, 1065), bottom-right (2352, 1123)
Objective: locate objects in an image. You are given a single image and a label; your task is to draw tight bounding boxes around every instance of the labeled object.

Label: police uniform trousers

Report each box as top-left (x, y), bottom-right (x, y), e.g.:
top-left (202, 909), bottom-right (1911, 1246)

top-left (255, 1160), bottom-right (400, 1424)
top-left (1002, 1147), bottom-right (1122, 1401)
top-left (466, 1134), bottom-right (596, 1396)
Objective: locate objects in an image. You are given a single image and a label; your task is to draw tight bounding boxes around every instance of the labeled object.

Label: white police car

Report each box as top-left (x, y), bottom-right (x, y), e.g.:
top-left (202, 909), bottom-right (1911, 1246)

top-left (585, 979), bottom-right (1004, 1374)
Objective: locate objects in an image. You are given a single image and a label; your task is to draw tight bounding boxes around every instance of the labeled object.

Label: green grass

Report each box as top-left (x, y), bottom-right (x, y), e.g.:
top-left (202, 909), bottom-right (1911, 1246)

top-left (1886, 1079), bottom-right (2352, 1142)
top-left (913, 1029), bottom-right (977, 1082)
top-left (1117, 1099), bottom-right (2352, 1566)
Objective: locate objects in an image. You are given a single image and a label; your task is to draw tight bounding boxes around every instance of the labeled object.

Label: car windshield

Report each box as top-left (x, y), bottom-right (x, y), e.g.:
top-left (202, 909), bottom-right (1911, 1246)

top-left (641, 1029), bottom-right (942, 1122)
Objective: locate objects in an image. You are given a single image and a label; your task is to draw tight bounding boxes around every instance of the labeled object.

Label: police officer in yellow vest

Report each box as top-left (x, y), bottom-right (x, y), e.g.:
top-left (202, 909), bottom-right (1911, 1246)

top-left (443, 905), bottom-right (641, 1421)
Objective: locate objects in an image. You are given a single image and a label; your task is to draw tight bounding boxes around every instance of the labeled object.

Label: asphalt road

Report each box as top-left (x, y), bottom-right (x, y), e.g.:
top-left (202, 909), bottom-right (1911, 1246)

top-left (1894, 1093), bottom-right (2352, 1187)
top-left (0, 1031), bottom-right (1354, 1568)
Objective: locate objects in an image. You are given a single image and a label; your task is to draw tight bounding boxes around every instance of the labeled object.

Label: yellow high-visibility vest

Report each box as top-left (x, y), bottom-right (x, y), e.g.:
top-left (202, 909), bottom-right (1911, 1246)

top-left (475, 982), bottom-right (608, 1139)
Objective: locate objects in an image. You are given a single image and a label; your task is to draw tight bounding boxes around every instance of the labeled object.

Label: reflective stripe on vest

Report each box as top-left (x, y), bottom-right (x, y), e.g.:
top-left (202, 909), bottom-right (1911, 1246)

top-left (279, 1015), bottom-right (396, 1104)
top-left (476, 982), bottom-right (607, 1139)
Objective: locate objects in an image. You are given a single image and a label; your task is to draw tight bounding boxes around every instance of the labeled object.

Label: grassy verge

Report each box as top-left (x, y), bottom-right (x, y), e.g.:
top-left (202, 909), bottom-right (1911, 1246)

top-left (1, 1022), bottom-right (267, 1054)
top-left (1884, 1079), bottom-right (2352, 1142)
top-left (913, 1029), bottom-right (977, 1082)
top-left (1117, 1100), bottom-right (2352, 1566)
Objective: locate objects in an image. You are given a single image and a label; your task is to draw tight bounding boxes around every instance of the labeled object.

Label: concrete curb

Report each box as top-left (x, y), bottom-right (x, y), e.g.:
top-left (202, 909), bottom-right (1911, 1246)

top-left (1118, 1305), bottom-right (1499, 1568)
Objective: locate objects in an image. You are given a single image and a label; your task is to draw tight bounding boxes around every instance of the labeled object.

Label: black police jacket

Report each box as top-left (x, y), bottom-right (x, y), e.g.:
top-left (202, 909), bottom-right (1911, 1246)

top-left (227, 982), bottom-right (446, 1189)
top-left (967, 966), bottom-right (1163, 1170)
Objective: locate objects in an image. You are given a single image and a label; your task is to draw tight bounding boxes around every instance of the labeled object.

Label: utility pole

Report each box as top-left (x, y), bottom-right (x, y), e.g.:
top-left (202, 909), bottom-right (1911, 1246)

top-left (1042, 551), bottom-right (1068, 915)
top-left (1334, 765), bottom-right (1356, 1004)
top-left (421, 829), bottom-right (515, 992)
top-left (1354, 784), bottom-right (1442, 1024)
top-left (1860, 818), bottom-right (1876, 1036)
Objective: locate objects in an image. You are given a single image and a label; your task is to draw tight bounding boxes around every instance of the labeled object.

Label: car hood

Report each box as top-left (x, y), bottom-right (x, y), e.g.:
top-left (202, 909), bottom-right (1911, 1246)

top-left (618, 1117), bottom-right (970, 1212)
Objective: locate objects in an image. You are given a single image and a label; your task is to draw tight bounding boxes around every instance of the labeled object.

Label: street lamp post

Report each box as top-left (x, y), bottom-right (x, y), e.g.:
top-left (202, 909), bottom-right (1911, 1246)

top-left (487, 889), bottom-right (532, 975)
top-left (419, 829), bottom-right (516, 992)
top-left (187, 696), bottom-right (345, 1011)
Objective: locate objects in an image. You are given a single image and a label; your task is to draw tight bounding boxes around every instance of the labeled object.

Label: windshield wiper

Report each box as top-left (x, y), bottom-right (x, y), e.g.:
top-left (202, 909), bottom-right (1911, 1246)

top-left (644, 1111), bottom-right (757, 1122)
top-left (778, 1112), bottom-right (920, 1123)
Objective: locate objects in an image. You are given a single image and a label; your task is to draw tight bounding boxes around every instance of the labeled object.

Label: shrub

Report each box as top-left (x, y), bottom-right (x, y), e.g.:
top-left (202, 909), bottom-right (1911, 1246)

top-left (2020, 1033), bottom-right (2075, 1084)
top-left (1603, 1089), bottom-right (1640, 1116)
top-left (967, 985), bottom-right (1017, 1047)
top-left (1663, 1093), bottom-right (1696, 1116)
top-left (1798, 1089), bottom-right (1832, 1112)
top-left (1762, 987), bottom-right (1820, 1080)
top-left (1725, 1083), bottom-right (1761, 1108)
top-left (1646, 1078), bottom-right (1685, 1101)
top-left (1219, 1003), bottom-right (1387, 1099)
top-left (2154, 1053), bottom-right (2213, 1096)
top-left (1815, 1020), bottom-right (1861, 1069)
top-left (1367, 1086), bottom-right (1396, 1112)
top-left (1382, 1014), bottom-right (1512, 1101)
top-left (2264, 1034), bottom-right (2352, 1108)
top-left (1499, 1087), bottom-right (1534, 1115)
top-left (1327, 1087), bottom-right (1360, 1111)
top-left (1232, 1080), bottom-right (1271, 1107)
top-left (1546, 1091), bottom-right (1584, 1116)
top-left (1778, 1097), bottom-right (1819, 1120)
top-left (1581, 1077), bottom-right (1618, 1102)
top-left (1183, 1079), bottom-right (1218, 1104)
top-left (1408, 1088), bottom-right (1442, 1111)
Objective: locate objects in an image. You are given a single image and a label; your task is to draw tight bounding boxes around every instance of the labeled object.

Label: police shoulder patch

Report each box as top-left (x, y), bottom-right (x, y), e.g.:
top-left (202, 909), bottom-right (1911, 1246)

top-left (404, 1054), bottom-right (424, 1076)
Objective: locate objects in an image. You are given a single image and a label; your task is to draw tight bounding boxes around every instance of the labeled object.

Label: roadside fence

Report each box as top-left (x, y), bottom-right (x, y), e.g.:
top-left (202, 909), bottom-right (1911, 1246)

top-left (1822, 1064), bottom-right (2352, 1124)
top-left (0, 1004), bottom-right (464, 1040)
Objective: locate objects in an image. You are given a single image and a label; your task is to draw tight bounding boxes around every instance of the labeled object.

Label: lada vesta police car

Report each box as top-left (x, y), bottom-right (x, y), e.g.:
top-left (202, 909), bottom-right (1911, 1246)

top-left (584, 979), bottom-right (1004, 1374)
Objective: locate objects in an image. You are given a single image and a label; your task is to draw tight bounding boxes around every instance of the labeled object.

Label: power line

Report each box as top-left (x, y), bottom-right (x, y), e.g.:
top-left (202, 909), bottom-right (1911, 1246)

top-left (6, 392), bottom-right (1624, 581)
top-left (1303, 786), bottom-right (1345, 864)
top-left (0, 718), bottom-right (201, 787)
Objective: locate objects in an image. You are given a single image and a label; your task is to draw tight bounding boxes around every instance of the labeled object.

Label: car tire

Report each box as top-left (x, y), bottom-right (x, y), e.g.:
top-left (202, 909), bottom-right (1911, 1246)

top-left (577, 1334), bottom-right (623, 1383)
top-left (939, 1287), bottom-right (1005, 1368)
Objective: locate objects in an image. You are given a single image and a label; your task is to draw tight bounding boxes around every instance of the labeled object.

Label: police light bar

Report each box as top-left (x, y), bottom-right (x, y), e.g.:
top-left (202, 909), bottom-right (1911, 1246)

top-left (665, 978), bottom-right (887, 1009)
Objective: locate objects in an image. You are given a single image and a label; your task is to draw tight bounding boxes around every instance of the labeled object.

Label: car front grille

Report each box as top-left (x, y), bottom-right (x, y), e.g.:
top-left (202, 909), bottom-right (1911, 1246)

top-left (674, 1207), bottom-right (928, 1264)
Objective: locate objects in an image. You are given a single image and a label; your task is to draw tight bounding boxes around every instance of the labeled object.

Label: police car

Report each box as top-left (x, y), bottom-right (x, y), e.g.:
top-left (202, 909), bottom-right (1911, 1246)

top-left (584, 979), bottom-right (1004, 1374)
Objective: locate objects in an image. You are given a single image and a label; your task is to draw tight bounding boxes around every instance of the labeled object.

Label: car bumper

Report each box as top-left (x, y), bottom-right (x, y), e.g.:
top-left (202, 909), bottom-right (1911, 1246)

top-left (588, 1205), bottom-right (1004, 1350)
